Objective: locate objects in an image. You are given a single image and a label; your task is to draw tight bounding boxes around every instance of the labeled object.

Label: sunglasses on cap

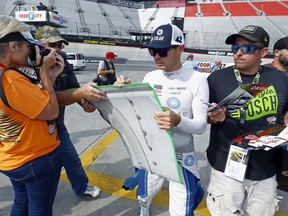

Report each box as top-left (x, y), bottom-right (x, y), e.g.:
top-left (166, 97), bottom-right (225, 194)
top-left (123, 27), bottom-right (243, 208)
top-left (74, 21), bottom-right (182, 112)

top-left (148, 45), bottom-right (178, 57)
top-left (231, 44), bottom-right (264, 54)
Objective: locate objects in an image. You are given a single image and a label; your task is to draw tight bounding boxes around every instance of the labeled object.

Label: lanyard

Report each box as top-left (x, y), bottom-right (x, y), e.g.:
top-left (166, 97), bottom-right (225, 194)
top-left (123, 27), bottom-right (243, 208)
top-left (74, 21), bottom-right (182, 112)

top-left (233, 67), bottom-right (260, 86)
top-left (233, 67), bottom-right (261, 135)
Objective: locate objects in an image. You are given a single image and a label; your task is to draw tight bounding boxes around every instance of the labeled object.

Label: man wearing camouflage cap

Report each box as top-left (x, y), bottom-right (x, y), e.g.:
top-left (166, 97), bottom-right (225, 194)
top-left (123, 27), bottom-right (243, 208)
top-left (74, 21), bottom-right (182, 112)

top-left (35, 25), bottom-right (69, 48)
top-left (35, 25), bottom-right (104, 198)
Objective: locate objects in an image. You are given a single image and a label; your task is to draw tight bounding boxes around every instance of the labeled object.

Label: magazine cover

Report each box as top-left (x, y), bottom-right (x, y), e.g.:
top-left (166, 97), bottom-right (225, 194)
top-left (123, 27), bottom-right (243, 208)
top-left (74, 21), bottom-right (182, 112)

top-left (210, 83), bottom-right (270, 112)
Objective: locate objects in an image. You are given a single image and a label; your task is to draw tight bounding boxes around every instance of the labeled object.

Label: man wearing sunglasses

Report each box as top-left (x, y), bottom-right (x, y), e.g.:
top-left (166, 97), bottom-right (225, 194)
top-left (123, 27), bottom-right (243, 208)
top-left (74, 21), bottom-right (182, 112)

top-left (137, 24), bottom-right (209, 216)
top-left (206, 25), bottom-right (288, 216)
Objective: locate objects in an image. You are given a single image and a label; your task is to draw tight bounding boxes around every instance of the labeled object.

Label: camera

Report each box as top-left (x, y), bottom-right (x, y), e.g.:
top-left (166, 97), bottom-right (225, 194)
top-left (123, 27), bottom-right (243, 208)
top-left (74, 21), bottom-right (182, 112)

top-left (29, 45), bottom-right (50, 62)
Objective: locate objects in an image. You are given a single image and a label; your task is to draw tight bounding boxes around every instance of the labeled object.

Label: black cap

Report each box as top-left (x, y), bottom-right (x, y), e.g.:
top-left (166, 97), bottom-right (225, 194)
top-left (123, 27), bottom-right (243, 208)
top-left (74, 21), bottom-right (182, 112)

top-left (226, 25), bottom-right (270, 47)
top-left (273, 37), bottom-right (288, 51)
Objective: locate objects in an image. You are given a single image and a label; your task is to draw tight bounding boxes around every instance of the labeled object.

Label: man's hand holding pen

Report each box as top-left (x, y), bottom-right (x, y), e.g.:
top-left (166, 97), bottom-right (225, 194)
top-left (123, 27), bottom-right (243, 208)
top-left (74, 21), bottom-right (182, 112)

top-left (204, 101), bottom-right (226, 124)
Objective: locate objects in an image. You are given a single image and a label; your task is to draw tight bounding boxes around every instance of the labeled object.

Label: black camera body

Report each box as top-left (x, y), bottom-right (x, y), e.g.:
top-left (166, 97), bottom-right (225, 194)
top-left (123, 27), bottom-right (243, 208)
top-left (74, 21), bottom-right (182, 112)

top-left (29, 45), bottom-right (50, 62)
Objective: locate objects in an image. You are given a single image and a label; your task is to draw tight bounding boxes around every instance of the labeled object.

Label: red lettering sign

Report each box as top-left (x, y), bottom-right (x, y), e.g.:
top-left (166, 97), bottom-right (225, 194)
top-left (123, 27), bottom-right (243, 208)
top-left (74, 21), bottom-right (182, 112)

top-left (197, 62), bottom-right (210, 68)
top-left (19, 14), bottom-right (28, 18)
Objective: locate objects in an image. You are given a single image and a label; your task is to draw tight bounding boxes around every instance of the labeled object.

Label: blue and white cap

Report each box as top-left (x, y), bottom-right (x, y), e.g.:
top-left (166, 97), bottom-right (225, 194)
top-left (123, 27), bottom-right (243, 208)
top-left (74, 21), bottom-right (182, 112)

top-left (20, 31), bottom-right (43, 46)
top-left (143, 24), bottom-right (184, 49)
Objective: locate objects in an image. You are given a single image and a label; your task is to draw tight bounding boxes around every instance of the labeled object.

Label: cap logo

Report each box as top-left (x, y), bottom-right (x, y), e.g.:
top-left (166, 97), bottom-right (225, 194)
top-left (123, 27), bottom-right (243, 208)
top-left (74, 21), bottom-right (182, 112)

top-left (151, 29), bottom-right (164, 42)
top-left (175, 36), bottom-right (183, 44)
top-left (157, 29), bottom-right (163, 35)
top-left (240, 26), bottom-right (257, 33)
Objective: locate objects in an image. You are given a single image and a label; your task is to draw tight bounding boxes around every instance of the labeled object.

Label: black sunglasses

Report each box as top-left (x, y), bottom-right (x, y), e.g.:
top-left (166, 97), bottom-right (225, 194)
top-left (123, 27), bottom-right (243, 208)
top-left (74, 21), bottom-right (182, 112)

top-left (148, 45), bottom-right (178, 57)
top-left (231, 44), bottom-right (264, 54)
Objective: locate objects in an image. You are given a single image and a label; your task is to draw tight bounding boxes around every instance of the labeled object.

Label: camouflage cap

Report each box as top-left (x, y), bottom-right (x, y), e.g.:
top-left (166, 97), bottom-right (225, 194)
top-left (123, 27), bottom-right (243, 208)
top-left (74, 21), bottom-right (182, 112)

top-left (35, 25), bottom-right (69, 45)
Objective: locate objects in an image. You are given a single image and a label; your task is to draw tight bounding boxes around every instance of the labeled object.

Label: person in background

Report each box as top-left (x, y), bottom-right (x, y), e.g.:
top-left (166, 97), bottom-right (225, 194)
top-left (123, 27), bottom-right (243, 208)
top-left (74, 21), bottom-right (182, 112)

top-left (0, 15), bottom-right (64, 215)
top-left (182, 53), bottom-right (199, 71)
top-left (268, 36), bottom-right (288, 191)
top-left (37, 2), bottom-right (48, 11)
top-left (210, 58), bottom-right (222, 73)
top-left (267, 36), bottom-right (288, 74)
top-left (35, 25), bottom-right (106, 198)
top-left (206, 25), bottom-right (288, 216)
top-left (97, 51), bottom-right (117, 85)
top-left (138, 24), bottom-right (209, 216)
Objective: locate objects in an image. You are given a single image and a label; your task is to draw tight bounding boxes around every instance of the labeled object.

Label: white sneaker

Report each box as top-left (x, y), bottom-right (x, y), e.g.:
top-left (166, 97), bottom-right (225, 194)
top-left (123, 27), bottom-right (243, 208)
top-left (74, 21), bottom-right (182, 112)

top-left (139, 207), bottom-right (150, 216)
top-left (83, 185), bottom-right (101, 198)
top-left (138, 201), bottom-right (150, 216)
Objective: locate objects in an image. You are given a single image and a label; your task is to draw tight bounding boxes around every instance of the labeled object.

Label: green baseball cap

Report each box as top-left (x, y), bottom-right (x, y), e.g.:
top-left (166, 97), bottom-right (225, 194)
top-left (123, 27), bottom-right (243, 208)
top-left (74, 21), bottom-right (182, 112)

top-left (226, 25), bottom-right (270, 47)
top-left (35, 25), bottom-right (69, 45)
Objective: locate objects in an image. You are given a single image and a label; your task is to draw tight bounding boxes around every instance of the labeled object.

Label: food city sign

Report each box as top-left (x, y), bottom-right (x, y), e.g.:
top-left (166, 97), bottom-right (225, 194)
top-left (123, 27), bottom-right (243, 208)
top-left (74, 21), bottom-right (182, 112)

top-left (15, 11), bottom-right (47, 22)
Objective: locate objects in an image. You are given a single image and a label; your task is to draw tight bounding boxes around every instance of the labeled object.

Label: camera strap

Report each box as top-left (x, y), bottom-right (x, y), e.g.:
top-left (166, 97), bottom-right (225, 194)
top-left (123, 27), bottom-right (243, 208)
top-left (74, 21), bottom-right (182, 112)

top-left (32, 55), bottom-right (44, 69)
top-left (0, 68), bottom-right (11, 108)
top-left (0, 68), bottom-right (38, 108)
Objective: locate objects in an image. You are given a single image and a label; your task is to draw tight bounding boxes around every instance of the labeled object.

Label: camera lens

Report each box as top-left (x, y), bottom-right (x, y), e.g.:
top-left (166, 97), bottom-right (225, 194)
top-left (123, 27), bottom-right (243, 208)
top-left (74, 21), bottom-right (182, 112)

top-left (29, 45), bottom-right (50, 62)
top-left (40, 48), bottom-right (50, 57)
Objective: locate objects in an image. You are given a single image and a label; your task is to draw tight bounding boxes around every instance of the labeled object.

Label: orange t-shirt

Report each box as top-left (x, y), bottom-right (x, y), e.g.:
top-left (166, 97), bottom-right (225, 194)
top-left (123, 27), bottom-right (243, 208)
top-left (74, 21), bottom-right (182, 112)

top-left (0, 68), bottom-right (60, 170)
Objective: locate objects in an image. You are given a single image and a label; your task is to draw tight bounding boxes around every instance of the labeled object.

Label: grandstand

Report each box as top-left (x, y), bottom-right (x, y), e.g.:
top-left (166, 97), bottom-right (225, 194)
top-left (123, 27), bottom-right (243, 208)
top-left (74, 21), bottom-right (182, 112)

top-left (0, 0), bottom-right (287, 53)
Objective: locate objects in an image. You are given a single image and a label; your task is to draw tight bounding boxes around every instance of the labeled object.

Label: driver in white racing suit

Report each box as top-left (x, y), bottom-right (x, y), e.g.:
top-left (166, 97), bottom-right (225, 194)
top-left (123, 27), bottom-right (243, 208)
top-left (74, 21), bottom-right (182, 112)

top-left (137, 24), bottom-right (209, 216)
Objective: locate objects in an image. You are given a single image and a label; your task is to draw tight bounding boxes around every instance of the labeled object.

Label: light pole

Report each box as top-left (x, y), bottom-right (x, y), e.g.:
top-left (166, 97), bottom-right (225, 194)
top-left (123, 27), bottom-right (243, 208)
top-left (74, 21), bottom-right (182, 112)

top-left (129, 25), bottom-right (132, 40)
top-left (76, 22), bottom-right (79, 35)
top-left (98, 23), bottom-right (100, 38)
